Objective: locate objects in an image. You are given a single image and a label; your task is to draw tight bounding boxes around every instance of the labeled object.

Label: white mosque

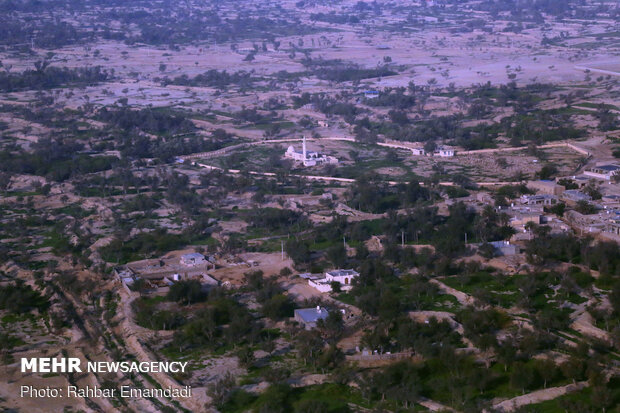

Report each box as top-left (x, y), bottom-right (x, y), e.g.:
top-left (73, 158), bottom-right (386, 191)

top-left (284, 136), bottom-right (339, 167)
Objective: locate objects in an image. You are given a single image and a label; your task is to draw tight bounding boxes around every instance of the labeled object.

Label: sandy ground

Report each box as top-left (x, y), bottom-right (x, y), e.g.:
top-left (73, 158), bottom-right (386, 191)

top-left (211, 252), bottom-right (295, 285)
top-left (1, 3), bottom-right (619, 412)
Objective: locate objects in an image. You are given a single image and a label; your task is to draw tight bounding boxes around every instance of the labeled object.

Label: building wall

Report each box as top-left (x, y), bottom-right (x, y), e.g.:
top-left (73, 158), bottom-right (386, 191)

top-left (584, 171), bottom-right (611, 181)
top-left (528, 181), bottom-right (564, 196)
top-left (308, 279), bottom-right (332, 292)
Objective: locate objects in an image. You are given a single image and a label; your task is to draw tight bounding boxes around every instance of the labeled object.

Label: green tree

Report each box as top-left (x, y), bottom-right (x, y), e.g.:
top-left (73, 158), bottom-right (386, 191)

top-left (295, 329), bottom-right (324, 366)
top-left (510, 362), bottom-right (534, 394)
top-left (327, 243), bottom-right (347, 268)
top-left (262, 294), bottom-right (295, 320)
top-left (534, 358), bottom-right (557, 388)
top-left (167, 279), bottom-right (205, 304)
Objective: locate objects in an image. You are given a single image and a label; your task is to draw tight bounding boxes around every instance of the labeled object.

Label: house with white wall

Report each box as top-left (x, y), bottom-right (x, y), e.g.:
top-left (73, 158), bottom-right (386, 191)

top-left (308, 269), bottom-right (360, 293)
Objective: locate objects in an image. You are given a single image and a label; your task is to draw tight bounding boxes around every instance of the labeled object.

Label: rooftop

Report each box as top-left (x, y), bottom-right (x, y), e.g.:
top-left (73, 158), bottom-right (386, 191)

top-left (295, 307), bottom-right (329, 323)
top-left (327, 269), bottom-right (359, 277)
top-left (181, 252), bottom-right (205, 260)
top-left (593, 164), bottom-right (620, 172)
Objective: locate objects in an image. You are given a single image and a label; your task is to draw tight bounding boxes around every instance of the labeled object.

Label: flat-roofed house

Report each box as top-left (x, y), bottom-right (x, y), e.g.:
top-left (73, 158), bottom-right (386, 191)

top-left (180, 252), bottom-right (207, 267)
top-left (294, 307), bottom-right (329, 329)
top-left (435, 146), bottom-right (455, 157)
top-left (520, 194), bottom-right (557, 206)
top-left (584, 164), bottom-right (620, 181)
top-left (562, 190), bottom-right (593, 204)
top-left (308, 269), bottom-right (360, 293)
top-left (527, 180), bottom-right (565, 196)
top-left (325, 269), bottom-right (359, 287)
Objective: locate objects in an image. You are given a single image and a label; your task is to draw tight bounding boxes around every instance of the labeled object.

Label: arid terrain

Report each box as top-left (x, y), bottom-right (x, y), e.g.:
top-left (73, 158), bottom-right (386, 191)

top-left (1, 0), bottom-right (620, 412)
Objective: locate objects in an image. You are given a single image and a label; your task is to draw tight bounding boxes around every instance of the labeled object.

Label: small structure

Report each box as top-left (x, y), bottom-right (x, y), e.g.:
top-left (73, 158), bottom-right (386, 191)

top-left (561, 174), bottom-right (591, 188)
top-left (326, 269), bottom-right (359, 286)
top-left (166, 272), bottom-right (219, 285)
top-left (474, 240), bottom-right (518, 256)
top-left (411, 147), bottom-right (426, 156)
top-left (363, 90), bottom-right (380, 99)
top-left (565, 210), bottom-right (605, 234)
top-left (434, 146), bottom-right (455, 157)
top-left (180, 252), bottom-right (208, 267)
top-left (602, 194), bottom-right (620, 204)
top-left (520, 194), bottom-right (557, 206)
top-left (317, 120), bottom-right (329, 128)
top-left (527, 180), bottom-right (565, 196)
top-left (114, 267), bottom-right (137, 289)
top-left (584, 164), bottom-right (620, 181)
top-left (284, 136), bottom-right (338, 167)
top-left (562, 190), bottom-right (592, 204)
top-left (508, 211), bottom-right (543, 228)
top-left (308, 269), bottom-right (360, 293)
top-left (489, 240), bottom-right (518, 256)
top-left (607, 221), bottom-right (620, 236)
top-left (294, 307), bottom-right (329, 330)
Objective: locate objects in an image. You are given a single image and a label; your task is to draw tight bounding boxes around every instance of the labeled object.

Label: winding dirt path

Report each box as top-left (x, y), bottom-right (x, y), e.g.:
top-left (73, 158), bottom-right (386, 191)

top-left (493, 381), bottom-right (589, 412)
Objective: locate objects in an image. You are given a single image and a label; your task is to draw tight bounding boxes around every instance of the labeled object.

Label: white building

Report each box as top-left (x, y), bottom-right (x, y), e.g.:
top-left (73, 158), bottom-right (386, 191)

top-left (434, 146), bottom-right (455, 157)
top-left (520, 194), bottom-right (557, 206)
top-left (285, 136), bottom-right (339, 167)
top-left (308, 269), bottom-right (360, 293)
top-left (180, 252), bottom-right (207, 267)
top-left (363, 90), bottom-right (380, 99)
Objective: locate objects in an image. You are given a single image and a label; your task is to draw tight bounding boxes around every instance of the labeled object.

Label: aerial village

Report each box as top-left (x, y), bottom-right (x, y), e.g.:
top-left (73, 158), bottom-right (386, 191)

top-left (1, 0), bottom-right (620, 412)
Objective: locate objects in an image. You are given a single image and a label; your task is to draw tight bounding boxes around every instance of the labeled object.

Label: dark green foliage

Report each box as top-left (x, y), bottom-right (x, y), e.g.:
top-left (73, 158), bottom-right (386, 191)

top-left (503, 110), bottom-right (584, 145)
top-left (0, 281), bottom-right (49, 314)
top-left (537, 164), bottom-right (558, 180)
top-left (365, 87), bottom-right (416, 109)
top-left (458, 307), bottom-right (509, 349)
top-left (495, 184), bottom-right (533, 200)
top-left (100, 223), bottom-right (213, 264)
top-left (97, 106), bottom-right (195, 136)
top-left (285, 239), bottom-right (312, 266)
top-left (595, 104), bottom-right (619, 131)
top-left (244, 208), bottom-right (308, 233)
top-left (133, 298), bottom-right (185, 330)
top-left (310, 12), bottom-right (360, 24)
top-left (0, 65), bottom-right (110, 92)
top-left (161, 70), bottom-right (256, 89)
top-left (261, 293), bottom-right (296, 320)
top-left (575, 200), bottom-right (597, 215)
top-left (546, 202), bottom-right (566, 217)
top-left (170, 297), bottom-right (260, 352)
top-left (132, 15), bottom-right (320, 45)
top-left (167, 280), bottom-right (206, 305)
top-left (302, 59), bottom-right (396, 82)
top-left (293, 93), bottom-right (360, 119)
top-left (524, 225), bottom-right (582, 266)
top-left (243, 271), bottom-right (296, 320)
top-left (0, 138), bottom-right (117, 181)
top-left (361, 316), bottom-right (462, 356)
top-left (346, 175), bottom-right (432, 213)
top-left (0, 19), bottom-right (92, 48)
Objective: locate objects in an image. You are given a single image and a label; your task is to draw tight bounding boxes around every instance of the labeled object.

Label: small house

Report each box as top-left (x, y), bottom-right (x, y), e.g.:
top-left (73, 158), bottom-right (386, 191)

top-left (294, 307), bottom-right (329, 330)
